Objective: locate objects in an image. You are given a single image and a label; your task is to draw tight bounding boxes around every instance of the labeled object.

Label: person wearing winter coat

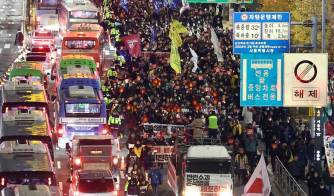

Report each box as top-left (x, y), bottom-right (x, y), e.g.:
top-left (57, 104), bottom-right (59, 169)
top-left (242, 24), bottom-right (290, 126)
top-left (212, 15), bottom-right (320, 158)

top-left (148, 163), bottom-right (162, 196)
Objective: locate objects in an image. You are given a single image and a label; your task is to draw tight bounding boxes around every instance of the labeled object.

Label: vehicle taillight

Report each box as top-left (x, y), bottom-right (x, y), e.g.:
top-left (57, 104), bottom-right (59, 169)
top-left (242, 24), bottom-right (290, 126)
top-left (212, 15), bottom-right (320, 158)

top-left (96, 62), bottom-right (99, 68)
top-left (48, 177), bottom-right (52, 185)
top-left (113, 157), bottom-right (118, 165)
top-left (102, 125), bottom-right (109, 135)
top-left (57, 124), bottom-right (64, 136)
top-left (1, 178), bottom-right (5, 186)
top-left (74, 158), bottom-right (81, 166)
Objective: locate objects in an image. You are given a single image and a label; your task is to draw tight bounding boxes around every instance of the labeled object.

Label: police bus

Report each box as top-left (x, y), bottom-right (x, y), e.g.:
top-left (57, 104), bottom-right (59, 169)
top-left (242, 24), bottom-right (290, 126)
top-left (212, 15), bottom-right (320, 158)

top-left (1, 81), bottom-right (49, 114)
top-left (0, 141), bottom-right (56, 189)
top-left (58, 0), bottom-right (99, 33)
top-left (0, 109), bottom-right (54, 160)
top-left (1, 185), bottom-right (61, 196)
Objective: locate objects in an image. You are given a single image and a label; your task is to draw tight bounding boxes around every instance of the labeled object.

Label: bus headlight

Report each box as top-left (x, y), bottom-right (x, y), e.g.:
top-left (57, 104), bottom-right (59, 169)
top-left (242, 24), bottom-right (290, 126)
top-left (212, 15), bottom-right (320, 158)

top-left (185, 187), bottom-right (200, 196)
top-left (74, 158), bottom-right (81, 166)
top-left (220, 190), bottom-right (233, 196)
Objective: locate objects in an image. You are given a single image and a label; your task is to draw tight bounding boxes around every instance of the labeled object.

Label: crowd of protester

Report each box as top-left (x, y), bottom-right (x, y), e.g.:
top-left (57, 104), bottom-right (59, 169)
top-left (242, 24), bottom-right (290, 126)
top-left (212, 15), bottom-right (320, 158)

top-left (98, 0), bottom-right (334, 195)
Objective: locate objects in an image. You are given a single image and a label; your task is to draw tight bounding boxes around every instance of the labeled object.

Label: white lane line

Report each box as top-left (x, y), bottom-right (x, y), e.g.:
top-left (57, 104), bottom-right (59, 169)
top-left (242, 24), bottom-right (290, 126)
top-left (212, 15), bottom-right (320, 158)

top-left (57, 161), bottom-right (61, 169)
top-left (59, 182), bottom-right (63, 191)
top-left (0, 49), bottom-right (2, 54)
top-left (4, 44), bottom-right (10, 49)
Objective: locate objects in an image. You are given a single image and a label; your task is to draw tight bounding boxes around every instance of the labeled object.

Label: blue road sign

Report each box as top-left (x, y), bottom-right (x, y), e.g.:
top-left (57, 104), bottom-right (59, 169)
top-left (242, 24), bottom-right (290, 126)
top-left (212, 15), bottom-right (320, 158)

top-left (240, 53), bottom-right (284, 106)
top-left (233, 12), bottom-right (290, 54)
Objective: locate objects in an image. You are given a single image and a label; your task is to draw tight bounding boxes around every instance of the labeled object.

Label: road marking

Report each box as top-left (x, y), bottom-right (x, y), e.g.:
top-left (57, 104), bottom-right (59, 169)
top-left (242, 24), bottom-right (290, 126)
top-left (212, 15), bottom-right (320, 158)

top-left (0, 49), bottom-right (2, 54)
top-left (59, 182), bottom-right (63, 191)
top-left (4, 44), bottom-right (10, 49)
top-left (57, 161), bottom-right (61, 169)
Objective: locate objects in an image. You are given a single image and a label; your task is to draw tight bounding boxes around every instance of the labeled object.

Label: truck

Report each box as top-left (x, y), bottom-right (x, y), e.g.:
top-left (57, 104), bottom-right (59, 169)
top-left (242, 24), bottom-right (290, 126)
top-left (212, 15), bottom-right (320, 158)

top-left (168, 145), bottom-right (233, 196)
top-left (67, 135), bottom-right (122, 196)
top-left (69, 135), bottom-right (120, 171)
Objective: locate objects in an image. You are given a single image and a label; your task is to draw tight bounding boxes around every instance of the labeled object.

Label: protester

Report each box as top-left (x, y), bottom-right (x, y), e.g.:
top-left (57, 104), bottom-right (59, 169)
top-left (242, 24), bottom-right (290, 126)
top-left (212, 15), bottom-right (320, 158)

top-left (148, 163), bottom-right (162, 196)
top-left (100, 0), bottom-right (333, 194)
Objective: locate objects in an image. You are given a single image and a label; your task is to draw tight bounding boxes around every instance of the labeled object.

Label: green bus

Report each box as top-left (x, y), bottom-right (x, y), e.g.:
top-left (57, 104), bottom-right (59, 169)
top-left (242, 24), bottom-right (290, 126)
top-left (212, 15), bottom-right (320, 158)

top-left (9, 67), bottom-right (47, 87)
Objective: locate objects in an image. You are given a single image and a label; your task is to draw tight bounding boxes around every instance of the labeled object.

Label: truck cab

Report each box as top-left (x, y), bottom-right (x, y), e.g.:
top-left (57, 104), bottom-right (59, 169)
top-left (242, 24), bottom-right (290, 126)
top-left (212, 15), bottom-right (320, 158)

top-left (176, 145), bottom-right (233, 196)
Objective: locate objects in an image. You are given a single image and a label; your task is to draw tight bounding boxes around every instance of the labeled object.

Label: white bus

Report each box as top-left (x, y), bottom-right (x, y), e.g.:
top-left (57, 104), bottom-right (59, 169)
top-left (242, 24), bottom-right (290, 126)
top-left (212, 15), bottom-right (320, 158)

top-left (58, 0), bottom-right (99, 34)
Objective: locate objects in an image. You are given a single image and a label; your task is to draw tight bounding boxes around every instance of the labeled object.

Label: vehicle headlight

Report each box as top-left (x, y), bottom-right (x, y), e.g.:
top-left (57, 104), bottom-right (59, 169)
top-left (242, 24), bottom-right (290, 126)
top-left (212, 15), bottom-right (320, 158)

top-left (185, 186), bottom-right (200, 196)
top-left (220, 189), bottom-right (233, 196)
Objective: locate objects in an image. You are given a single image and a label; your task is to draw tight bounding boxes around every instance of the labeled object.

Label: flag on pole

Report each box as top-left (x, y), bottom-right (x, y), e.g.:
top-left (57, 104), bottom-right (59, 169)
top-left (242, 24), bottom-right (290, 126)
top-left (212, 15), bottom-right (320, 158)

top-left (170, 45), bottom-right (181, 74)
top-left (169, 20), bottom-right (188, 47)
top-left (122, 34), bottom-right (141, 58)
top-left (244, 154), bottom-right (271, 196)
top-left (170, 20), bottom-right (188, 34)
top-left (189, 48), bottom-right (198, 73)
top-left (210, 28), bottom-right (224, 62)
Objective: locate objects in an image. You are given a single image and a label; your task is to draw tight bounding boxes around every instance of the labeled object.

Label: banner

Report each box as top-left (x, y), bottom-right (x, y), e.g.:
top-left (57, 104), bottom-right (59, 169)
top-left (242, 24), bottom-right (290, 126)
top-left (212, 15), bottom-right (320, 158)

top-left (244, 154), bottom-right (271, 196)
top-left (122, 34), bottom-right (141, 58)
top-left (190, 47), bottom-right (198, 72)
top-left (210, 28), bottom-right (224, 62)
top-left (170, 46), bottom-right (181, 74)
top-left (151, 146), bottom-right (174, 163)
top-left (167, 159), bottom-right (178, 194)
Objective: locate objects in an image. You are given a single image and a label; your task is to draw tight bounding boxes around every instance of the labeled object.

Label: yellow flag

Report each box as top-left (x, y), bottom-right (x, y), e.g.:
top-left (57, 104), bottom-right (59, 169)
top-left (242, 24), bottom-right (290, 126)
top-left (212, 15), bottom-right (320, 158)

top-left (169, 30), bottom-right (182, 48)
top-left (169, 20), bottom-right (188, 48)
top-left (171, 20), bottom-right (189, 35)
top-left (170, 46), bottom-right (181, 74)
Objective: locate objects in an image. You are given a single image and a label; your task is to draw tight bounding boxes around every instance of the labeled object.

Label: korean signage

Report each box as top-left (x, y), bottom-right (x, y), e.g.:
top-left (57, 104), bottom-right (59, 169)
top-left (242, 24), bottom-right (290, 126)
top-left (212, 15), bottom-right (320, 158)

top-left (233, 12), bottom-right (290, 54)
top-left (186, 0), bottom-right (253, 3)
top-left (314, 108), bottom-right (324, 172)
top-left (185, 173), bottom-right (232, 187)
top-left (284, 53), bottom-right (328, 107)
top-left (240, 53), bottom-right (283, 106)
top-left (152, 146), bottom-right (174, 163)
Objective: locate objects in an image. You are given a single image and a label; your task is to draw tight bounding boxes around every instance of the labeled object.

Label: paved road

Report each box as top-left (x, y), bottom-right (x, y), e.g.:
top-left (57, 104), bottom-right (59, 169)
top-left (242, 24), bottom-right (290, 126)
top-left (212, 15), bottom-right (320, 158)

top-left (0, 0), bottom-right (26, 75)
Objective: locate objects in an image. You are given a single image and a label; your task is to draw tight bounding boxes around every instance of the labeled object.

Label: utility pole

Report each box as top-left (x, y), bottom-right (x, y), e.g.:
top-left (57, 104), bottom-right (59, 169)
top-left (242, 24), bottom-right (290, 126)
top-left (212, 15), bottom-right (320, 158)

top-left (322, 0), bottom-right (326, 52)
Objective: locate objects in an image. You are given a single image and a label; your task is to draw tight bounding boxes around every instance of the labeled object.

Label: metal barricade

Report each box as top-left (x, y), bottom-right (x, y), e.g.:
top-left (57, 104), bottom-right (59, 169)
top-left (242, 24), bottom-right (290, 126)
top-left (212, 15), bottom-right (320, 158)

top-left (274, 156), bottom-right (307, 196)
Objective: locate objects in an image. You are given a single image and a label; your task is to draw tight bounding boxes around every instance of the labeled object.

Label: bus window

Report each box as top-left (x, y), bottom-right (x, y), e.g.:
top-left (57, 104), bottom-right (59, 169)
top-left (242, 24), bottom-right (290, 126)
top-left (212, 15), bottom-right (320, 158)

top-left (65, 103), bottom-right (100, 115)
top-left (65, 40), bottom-right (96, 49)
top-left (71, 11), bottom-right (98, 19)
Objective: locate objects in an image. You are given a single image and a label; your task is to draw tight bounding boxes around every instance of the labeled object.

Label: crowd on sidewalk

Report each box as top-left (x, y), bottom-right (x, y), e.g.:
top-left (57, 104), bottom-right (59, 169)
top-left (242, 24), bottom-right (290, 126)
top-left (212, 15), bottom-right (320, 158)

top-left (99, 1), bottom-right (333, 195)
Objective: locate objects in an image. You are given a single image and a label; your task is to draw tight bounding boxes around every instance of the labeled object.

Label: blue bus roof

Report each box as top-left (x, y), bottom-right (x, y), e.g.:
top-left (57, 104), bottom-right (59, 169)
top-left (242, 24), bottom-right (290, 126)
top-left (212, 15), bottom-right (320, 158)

top-left (59, 78), bottom-right (100, 90)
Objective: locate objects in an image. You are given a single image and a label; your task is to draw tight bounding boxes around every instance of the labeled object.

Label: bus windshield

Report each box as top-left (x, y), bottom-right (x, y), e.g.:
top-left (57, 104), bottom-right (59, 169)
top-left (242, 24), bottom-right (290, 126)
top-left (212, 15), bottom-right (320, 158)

top-left (65, 103), bottom-right (100, 115)
top-left (78, 179), bottom-right (114, 193)
top-left (70, 11), bottom-right (98, 19)
top-left (186, 159), bottom-right (232, 174)
top-left (65, 40), bottom-right (96, 49)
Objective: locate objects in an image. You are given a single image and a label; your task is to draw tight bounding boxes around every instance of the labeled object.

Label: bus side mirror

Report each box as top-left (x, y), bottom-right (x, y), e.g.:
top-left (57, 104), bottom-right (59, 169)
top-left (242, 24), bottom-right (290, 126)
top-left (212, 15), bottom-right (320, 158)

top-left (113, 178), bottom-right (118, 183)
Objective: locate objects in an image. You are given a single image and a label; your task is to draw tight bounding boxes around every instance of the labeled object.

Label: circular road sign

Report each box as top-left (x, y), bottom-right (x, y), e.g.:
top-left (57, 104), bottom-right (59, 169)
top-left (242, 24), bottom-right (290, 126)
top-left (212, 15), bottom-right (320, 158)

top-left (294, 60), bottom-right (317, 83)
